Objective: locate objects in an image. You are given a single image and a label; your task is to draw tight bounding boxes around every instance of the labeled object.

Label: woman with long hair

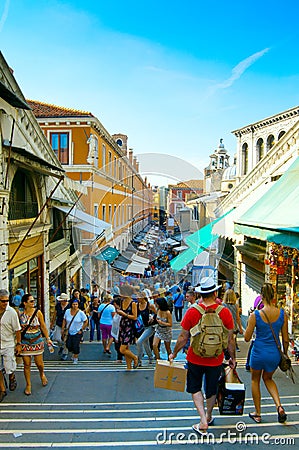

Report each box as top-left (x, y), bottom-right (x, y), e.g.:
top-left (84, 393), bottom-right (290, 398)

top-left (136, 291), bottom-right (157, 366)
top-left (245, 282), bottom-right (289, 424)
top-left (18, 294), bottom-right (53, 395)
top-left (223, 289), bottom-right (243, 350)
top-left (116, 284), bottom-right (138, 370)
top-left (153, 297), bottom-right (172, 359)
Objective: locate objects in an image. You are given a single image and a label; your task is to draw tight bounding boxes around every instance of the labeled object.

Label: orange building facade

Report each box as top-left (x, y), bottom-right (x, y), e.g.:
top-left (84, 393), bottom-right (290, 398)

top-left (28, 101), bottom-right (153, 290)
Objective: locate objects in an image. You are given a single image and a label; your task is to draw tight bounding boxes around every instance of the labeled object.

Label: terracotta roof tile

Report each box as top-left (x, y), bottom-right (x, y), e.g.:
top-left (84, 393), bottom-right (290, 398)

top-left (27, 99), bottom-right (94, 118)
top-left (169, 179), bottom-right (204, 189)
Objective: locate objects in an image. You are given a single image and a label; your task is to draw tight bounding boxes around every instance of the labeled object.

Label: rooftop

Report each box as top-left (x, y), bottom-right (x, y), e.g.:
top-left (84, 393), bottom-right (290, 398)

top-left (27, 99), bottom-right (94, 118)
top-left (169, 179), bottom-right (204, 189)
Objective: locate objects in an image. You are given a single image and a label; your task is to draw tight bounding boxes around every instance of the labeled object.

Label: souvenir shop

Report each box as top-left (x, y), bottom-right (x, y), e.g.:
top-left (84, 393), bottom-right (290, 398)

top-left (266, 242), bottom-right (299, 337)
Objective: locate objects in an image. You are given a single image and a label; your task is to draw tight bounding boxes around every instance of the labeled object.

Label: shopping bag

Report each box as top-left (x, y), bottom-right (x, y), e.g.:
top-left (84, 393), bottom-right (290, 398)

top-left (154, 360), bottom-right (186, 392)
top-left (111, 314), bottom-right (121, 340)
top-left (217, 365), bottom-right (245, 415)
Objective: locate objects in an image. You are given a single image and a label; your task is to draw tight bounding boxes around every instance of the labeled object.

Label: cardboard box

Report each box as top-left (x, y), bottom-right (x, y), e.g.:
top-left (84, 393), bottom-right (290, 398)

top-left (154, 360), bottom-right (187, 392)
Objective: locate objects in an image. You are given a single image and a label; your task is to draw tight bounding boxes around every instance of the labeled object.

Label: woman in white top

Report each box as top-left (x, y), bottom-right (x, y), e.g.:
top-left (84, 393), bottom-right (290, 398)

top-left (61, 298), bottom-right (88, 364)
top-left (98, 295), bottom-right (115, 355)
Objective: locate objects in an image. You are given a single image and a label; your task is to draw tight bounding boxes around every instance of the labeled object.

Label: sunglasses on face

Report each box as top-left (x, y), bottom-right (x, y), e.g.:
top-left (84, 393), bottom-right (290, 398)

top-left (0, 299), bottom-right (9, 303)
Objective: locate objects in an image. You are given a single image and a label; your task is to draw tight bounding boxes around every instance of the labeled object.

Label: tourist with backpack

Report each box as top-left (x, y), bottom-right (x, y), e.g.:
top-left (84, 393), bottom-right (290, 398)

top-left (169, 276), bottom-right (236, 436)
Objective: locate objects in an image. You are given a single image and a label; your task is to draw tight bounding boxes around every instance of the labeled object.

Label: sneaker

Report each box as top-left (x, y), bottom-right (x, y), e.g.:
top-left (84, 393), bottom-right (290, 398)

top-left (61, 354), bottom-right (68, 361)
top-left (73, 358), bottom-right (78, 365)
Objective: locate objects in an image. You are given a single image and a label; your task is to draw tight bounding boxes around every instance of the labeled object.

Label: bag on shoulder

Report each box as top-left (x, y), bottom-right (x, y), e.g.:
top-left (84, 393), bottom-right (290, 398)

top-left (279, 352), bottom-right (291, 372)
top-left (135, 314), bottom-right (144, 334)
top-left (66, 333), bottom-right (72, 350)
top-left (189, 304), bottom-right (229, 358)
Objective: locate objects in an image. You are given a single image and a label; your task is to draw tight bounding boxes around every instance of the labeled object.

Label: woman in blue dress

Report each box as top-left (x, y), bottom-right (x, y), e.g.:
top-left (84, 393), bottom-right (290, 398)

top-left (245, 283), bottom-right (289, 424)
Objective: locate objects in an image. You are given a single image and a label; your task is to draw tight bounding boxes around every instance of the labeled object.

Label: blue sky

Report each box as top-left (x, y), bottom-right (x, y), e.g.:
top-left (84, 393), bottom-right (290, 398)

top-left (1, 0), bottom-right (299, 183)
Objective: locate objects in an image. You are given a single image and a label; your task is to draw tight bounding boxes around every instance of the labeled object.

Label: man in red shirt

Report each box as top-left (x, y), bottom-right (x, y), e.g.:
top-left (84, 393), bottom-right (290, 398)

top-left (169, 277), bottom-right (236, 435)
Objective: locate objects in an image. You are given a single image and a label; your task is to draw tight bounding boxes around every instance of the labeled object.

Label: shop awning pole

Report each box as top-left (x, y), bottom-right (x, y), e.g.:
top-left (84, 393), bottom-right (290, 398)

top-left (8, 176), bottom-right (64, 266)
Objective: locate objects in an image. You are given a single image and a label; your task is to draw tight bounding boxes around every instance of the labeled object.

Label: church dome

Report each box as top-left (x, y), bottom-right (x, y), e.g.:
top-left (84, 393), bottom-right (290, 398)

top-left (222, 165), bottom-right (236, 181)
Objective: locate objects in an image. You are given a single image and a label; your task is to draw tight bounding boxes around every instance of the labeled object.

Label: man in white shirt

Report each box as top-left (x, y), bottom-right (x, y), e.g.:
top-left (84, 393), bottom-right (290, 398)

top-left (0, 289), bottom-right (22, 401)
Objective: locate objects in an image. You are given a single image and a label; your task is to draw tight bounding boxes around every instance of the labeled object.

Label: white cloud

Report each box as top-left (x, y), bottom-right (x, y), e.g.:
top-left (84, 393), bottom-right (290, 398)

top-left (0, 0), bottom-right (10, 32)
top-left (213, 47), bottom-right (270, 91)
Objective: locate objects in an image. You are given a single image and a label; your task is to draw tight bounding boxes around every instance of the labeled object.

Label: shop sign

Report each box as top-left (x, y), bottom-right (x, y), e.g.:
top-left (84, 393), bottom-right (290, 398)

top-left (96, 247), bottom-right (119, 264)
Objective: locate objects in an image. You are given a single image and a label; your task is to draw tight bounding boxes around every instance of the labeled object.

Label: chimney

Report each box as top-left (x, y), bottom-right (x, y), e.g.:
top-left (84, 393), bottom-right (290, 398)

top-left (133, 156), bottom-right (138, 171)
top-left (129, 148), bottom-right (133, 165)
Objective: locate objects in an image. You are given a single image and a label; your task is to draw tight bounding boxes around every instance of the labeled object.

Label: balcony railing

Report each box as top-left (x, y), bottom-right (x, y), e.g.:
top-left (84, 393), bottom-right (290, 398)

top-left (8, 201), bottom-right (39, 220)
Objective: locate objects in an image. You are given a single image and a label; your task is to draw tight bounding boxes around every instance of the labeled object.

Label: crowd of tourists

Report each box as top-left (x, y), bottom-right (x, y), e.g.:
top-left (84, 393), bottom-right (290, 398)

top-left (0, 274), bottom-right (291, 434)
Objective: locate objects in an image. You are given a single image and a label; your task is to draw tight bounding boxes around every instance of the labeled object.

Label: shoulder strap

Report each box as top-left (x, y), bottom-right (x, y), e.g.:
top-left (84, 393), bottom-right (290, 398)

top-left (21, 308), bottom-right (39, 338)
top-left (215, 305), bottom-right (224, 314)
top-left (66, 310), bottom-right (80, 331)
top-left (99, 303), bottom-right (110, 321)
top-left (191, 303), bottom-right (205, 315)
top-left (260, 310), bottom-right (281, 352)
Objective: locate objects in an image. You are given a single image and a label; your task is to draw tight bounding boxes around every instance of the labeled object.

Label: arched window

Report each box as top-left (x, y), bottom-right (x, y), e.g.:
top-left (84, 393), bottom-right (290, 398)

top-left (8, 170), bottom-right (38, 220)
top-left (242, 143), bottom-right (248, 175)
top-left (256, 138), bottom-right (264, 162)
top-left (266, 135), bottom-right (275, 152)
top-left (278, 130), bottom-right (286, 140)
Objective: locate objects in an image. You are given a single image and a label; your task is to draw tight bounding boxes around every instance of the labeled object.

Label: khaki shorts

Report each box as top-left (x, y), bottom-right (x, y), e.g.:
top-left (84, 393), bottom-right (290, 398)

top-left (0, 346), bottom-right (16, 374)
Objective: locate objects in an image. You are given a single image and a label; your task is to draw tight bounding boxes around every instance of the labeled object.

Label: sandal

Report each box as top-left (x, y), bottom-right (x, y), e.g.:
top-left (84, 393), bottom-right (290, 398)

top-left (24, 388), bottom-right (31, 396)
top-left (133, 357), bottom-right (139, 369)
top-left (277, 406), bottom-right (287, 423)
top-left (192, 423), bottom-right (208, 436)
top-left (9, 373), bottom-right (17, 391)
top-left (0, 391), bottom-right (7, 402)
top-left (249, 412), bottom-right (261, 423)
top-left (41, 375), bottom-right (48, 387)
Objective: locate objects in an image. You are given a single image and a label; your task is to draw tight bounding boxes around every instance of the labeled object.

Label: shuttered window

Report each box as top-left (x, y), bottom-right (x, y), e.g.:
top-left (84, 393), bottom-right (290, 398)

top-left (245, 266), bottom-right (264, 293)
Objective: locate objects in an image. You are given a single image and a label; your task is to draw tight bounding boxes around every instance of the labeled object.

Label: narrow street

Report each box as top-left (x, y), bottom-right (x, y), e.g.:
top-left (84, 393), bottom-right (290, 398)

top-left (0, 325), bottom-right (298, 449)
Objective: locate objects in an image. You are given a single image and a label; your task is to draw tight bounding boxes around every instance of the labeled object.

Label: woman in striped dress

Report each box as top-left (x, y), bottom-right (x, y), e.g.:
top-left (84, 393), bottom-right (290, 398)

top-left (18, 294), bottom-right (53, 395)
